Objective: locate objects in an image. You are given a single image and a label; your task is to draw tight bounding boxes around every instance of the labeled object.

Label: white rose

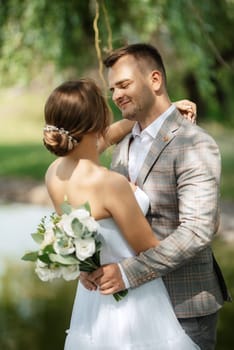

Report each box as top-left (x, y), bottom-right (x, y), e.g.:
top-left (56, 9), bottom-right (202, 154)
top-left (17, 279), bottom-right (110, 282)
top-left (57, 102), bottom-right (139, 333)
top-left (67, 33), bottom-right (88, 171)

top-left (61, 265), bottom-right (80, 281)
top-left (59, 214), bottom-right (75, 237)
top-left (74, 237), bottom-right (96, 261)
top-left (35, 259), bottom-right (62, 281)
top-left (82, 217), bottom-right (100, 235)
top-left (72, 208), bottom-right (90, 221)
top-left (41, 227), bottom-right (55, 249)
top-left (59, 209), bottom-right (89, 237)
top-left (36, 259), bottom-right (47, 268)
top-left (53, 236), bottom-right (75, 255)
top-left (59, 208), bottom-right (98, 239)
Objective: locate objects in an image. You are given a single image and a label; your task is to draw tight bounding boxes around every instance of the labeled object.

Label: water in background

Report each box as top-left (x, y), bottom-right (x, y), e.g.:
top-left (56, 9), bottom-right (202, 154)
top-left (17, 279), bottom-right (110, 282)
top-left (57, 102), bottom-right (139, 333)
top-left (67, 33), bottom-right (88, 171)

top-left (0, 203), bottom-right (51, 267)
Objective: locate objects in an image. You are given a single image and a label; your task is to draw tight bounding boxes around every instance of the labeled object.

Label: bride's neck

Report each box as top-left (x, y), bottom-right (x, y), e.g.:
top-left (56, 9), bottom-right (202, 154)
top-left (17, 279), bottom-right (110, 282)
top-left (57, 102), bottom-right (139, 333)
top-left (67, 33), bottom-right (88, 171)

top-left (66, 133), bottom-right (100, 164)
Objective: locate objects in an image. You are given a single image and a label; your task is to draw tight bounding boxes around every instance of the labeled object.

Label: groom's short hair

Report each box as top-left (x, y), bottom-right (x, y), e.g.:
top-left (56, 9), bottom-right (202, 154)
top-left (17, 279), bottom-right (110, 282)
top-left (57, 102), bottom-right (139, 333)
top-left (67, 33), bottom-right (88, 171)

top-left (103, 43), bottom-right (167, 84)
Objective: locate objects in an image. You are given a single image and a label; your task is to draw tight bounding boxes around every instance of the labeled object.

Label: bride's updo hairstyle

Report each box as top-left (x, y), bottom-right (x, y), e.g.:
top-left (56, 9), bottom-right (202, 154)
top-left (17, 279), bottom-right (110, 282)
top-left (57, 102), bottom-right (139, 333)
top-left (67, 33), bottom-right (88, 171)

top-left (43, 79), bottom-right (111, 156)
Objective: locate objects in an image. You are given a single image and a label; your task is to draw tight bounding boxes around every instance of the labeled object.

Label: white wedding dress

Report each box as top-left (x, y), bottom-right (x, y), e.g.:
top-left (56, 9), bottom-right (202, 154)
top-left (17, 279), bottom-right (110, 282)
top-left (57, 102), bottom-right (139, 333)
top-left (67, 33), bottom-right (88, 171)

top-left (64, 188), bottom-right (200, 349)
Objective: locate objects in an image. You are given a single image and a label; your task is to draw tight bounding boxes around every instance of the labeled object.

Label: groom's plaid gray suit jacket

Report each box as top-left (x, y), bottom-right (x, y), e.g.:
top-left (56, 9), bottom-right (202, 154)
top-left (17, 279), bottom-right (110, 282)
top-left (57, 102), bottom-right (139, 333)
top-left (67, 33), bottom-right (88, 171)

top-left (111, 108), bottom-right (231, 318)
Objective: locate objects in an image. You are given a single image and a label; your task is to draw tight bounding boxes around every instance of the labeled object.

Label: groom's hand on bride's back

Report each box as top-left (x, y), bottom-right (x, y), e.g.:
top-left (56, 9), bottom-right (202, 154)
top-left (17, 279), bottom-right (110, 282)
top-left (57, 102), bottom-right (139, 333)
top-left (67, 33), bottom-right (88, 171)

top-left (81, 264), bottom-right (125, 295)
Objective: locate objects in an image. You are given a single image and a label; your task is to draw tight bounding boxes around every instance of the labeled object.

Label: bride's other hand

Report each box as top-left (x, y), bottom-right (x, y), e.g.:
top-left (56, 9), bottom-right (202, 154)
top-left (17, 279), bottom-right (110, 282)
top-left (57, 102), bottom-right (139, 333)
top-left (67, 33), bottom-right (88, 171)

top-left (174, 99), bottom-right (197, 124)
top-left (79, 271), bottom-right (97, 291)
top-left (89, 264), bottom-right (125, 295)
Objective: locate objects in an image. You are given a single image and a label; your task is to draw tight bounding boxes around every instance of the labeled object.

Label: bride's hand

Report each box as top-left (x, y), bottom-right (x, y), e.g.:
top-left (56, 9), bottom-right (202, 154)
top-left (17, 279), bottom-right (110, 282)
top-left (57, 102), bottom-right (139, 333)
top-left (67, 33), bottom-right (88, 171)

top-left (88, 264), bottom-right (126, 295)
top-left (79, 271), bottom-right (97, 291)
top-left (174, 99), bottom-right (197, 124)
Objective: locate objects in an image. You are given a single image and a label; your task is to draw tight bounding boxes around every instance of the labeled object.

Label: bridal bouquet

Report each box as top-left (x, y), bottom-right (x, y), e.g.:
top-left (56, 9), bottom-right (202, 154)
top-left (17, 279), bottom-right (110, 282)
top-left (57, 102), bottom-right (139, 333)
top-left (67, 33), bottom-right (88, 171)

top-left (22, 200), bottom-right (127, 301)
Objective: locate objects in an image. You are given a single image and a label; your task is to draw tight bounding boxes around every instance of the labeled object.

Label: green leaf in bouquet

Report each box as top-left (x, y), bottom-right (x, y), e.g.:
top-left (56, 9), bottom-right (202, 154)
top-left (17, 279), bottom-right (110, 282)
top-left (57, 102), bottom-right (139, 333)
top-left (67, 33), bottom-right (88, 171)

top-left (92, 251), bottom-right (101, 267)
top-left (61, 201), bottom-right (72, 215)
top-left (38, 253), bottom-right (51, 264)
top-left (54, 226), bottom-right (64, 236)
top-left (84, 202), bottom-right (91, 214)
top-left (50, 212), bottom-right (60, 224)
top-left (21, 251), bottom-right (38, 262)
top-left (92, 244), bottom-right (101, 266)
top-left (31, 232), bottom-right (44, 244)
top-left (71, 218), bottom-right (83, 236)
top-left (79, 201), bottom-right (91, 214)
top-left (41, 244), bottom-right (56, 259)
top-left (79, 256), bottom-right (100, 272)
top-left (78, 262), bottom-right (96, 272)
top-left (43, 244), bottom-right (55, 253)
top-left (113, 289), bottom-right (128, 302)
top-left (34, 216), bottom-right (47, 234)
top-left (81, 227), bottom-right (94, 238)
top-left (95, 240), bottom-right (102, 252)
top-left (49, 253), bottom-right (79, 265)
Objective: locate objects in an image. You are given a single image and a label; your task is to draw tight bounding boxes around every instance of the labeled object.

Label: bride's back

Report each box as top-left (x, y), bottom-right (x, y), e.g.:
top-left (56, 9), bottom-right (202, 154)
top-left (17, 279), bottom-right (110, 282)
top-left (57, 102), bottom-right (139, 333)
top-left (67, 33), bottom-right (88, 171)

top-left (45, 157), bottom-right (115, 220)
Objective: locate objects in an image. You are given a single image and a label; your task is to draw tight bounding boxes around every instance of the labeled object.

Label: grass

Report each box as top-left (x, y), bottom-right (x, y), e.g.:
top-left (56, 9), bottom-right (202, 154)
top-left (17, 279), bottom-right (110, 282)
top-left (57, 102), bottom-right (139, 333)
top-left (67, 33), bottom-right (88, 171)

top-left (0, 143), bottom-right (55, 180)
top-left (0, 143), bottom-right (111, 180)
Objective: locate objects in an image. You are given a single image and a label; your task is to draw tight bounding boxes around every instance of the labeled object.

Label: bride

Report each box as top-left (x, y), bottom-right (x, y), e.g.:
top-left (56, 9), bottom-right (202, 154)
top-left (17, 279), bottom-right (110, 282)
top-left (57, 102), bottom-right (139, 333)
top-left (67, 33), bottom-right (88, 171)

top-left (43, 78), bottom-right (199, 349)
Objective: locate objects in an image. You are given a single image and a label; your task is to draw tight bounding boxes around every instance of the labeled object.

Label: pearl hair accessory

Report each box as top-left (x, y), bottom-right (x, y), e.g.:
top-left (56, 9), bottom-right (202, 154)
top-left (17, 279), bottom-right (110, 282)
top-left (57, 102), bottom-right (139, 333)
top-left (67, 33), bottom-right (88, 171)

top-left (43, 124), bottom-right (78, 145)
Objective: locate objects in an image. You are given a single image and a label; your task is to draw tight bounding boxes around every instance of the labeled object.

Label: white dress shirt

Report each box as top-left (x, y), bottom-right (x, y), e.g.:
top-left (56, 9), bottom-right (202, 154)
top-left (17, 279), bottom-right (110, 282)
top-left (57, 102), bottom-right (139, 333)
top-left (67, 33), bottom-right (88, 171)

top-left (128, 104), bottom-right (176, 183)
top-left (119, 104), bottom-right (176, 288)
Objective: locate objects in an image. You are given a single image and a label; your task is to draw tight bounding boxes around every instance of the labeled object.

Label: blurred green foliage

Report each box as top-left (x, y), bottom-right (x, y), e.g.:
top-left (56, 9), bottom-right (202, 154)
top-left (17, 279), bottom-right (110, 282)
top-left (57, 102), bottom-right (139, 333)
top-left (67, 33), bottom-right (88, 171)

top-left (0, 263), bottom-right (75, 350)
top-left (201, 122), bottom-right (234, 200)
top-left (213, 238), bottom-right (234, 349)
top-left (0, 0), bottom-right (233, 123)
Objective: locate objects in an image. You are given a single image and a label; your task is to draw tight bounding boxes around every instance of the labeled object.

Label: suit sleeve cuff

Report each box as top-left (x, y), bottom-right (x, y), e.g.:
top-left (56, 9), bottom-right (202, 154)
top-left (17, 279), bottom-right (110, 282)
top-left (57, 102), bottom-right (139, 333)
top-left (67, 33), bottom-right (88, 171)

top-left (118, 263), bottom-right (130, 289)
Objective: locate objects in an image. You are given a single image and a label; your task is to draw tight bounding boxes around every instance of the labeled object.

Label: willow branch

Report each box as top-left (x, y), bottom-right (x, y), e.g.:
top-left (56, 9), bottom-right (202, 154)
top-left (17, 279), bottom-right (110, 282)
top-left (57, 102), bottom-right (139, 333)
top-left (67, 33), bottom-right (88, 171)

top-left (101, 0), bottom-right (113, 53)
top-left (93, 0), bottom-right (107, 91)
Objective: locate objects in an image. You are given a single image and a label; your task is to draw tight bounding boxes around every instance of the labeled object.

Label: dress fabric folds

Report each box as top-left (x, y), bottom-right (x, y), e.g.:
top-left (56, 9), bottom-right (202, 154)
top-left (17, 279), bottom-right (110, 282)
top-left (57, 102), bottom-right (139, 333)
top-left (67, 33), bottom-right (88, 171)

top-left (64, 189), bottom-right (200, 350)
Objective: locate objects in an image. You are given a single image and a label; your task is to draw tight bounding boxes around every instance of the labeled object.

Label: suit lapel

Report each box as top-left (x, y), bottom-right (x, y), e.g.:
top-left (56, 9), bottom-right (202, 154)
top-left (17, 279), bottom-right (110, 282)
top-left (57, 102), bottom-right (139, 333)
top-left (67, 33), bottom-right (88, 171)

top-left (136, 109), bottom-right (184, 187)
top-left (111, 133), bottom-right (133, 178)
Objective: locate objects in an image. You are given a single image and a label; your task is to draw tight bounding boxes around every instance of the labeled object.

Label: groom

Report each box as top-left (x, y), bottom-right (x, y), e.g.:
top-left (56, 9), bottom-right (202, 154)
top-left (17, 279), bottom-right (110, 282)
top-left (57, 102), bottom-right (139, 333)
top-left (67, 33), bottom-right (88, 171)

top-left (82, 43), bottom-right (231, 349)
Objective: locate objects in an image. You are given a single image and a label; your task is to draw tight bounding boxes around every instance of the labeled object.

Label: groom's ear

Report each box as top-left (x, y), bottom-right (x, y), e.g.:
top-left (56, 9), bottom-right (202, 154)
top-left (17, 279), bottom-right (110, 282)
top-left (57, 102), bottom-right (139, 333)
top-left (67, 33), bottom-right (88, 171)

top-left (150, 70), bottom-right (163, 92)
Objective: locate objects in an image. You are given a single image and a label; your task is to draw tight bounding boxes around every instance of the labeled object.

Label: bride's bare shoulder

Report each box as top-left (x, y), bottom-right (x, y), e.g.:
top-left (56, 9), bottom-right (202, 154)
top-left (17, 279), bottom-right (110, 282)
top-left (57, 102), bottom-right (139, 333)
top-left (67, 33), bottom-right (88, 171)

top-left (45, 159), bottom-right (59, 180)
top-left (99, 167), bottom-right (130, 192)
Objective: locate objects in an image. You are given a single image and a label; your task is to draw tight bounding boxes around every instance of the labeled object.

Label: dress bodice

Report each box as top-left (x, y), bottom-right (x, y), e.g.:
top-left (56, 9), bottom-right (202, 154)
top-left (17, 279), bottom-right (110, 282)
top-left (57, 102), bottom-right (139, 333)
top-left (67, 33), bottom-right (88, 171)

top-left (97, 187), bottom-right (150, 265)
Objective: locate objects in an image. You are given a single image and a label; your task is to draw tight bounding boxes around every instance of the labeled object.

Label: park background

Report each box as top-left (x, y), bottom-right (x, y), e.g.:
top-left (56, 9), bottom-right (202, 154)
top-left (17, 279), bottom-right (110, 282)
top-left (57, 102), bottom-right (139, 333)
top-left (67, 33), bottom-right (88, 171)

top-left (0, 0), bottom-right (233, 349)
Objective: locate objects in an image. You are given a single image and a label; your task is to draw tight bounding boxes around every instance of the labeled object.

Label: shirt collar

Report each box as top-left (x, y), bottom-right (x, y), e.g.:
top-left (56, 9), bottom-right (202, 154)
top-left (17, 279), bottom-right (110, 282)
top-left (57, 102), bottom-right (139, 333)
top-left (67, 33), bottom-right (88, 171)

top-left (132, 104), bottom-right (176, 139)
